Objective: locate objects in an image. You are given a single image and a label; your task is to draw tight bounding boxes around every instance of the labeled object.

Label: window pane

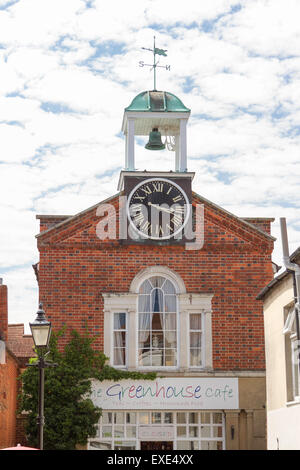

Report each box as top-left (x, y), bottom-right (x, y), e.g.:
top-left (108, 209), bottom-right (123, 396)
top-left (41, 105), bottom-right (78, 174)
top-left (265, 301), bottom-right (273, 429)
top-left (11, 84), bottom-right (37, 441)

top-left (165, 349), bottom-right (176, 366)
top-left (90, 441), bottom-right (112, 450)
top-left (114, 348), bottom-right (126, 366)
top-left (152, 333), bottom-right (163, 348)
top-left (139, 279), bottom-right (152, 294)
top-left (114, 426), bottom-right (125, 438)
top-left (139, 331), bottom-right (150, 348)
top-left (213, 426), bottom-right (223, 438)
top-left (190, 348), bottom-right (202, 366)
top-left (151, 289), bottom-right (164, 312)
top-left (150, 276), bottom-right (165, 288)
top-left (139, 349), bottom-right (151, 366)
top-left (165, 332), bottom-right (176, 349)
top-left (152, 350), bottom-right (163, 366)
top-left (126, 426), bottom-right (136, 438)
top-left (189, 426), bottom-right (198, 438)
top-left (165, 295), bottom-right (176, 312)
top-left (201, 441), bottom-right (222, 450)
top-left (200, 426), bottom-right (211, 438)
top-left (102, 426), bottom-right (112, 438)
top-left (139, 313), bottom-right (151, 330)
top-left (190, 313), bottom-right (201, 330)
top-left (188, 412), bottom-right (198, 424)
top-left (126, 412), bottom-right (136, 424)
top-left (165, 313), bottom-right (176, 330)
top-left (162, 279), bottom-right (176, 294)
top-left (177, 426), bottom-right (187, 437)
top-left (213, 413), bottom-right (223, 424)
top-left (177, 413), bottom-right (186, 424)
top-left (102, 412), bottom-right (112, 424)
top-left (177, 441), bottom-right (198, 450)
top-left (114, 412), bottom-right (124, 424)
top-left (114, 331), bottom-right (126, 347)
top-left (152, 412), bottom-right (161, 424)
top-left (114, 312), bottom-right (126, 330)
top-left (200, 413), bottom-right (211, 424)
top-left (139, 412), bottom-right (150, 424)
top-left (138, 295), bottom-right (150, 312)
top-left (164, 412), bottom-right (173, 424)
top-left (152, 313), bottom-right (163, 330)
top-left (190, 332), bottom-right (201, 347)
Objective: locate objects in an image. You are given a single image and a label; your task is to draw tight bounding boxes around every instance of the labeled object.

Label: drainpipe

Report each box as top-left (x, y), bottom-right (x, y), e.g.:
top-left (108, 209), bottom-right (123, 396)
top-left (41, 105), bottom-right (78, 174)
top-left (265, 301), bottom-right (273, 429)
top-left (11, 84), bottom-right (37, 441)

top-left (280, 218), bottom-right (300, 369)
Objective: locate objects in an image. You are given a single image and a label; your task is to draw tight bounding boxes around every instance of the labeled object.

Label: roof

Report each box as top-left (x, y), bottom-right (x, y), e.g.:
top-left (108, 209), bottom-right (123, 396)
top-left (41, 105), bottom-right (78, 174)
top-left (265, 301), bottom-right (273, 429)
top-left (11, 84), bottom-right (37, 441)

top-left (125, 90), bottom-right (190, 113)
top-left (36, 189), bottom-right (275, 246)
top-left (256, 246), bottom-right (300, 300)
top-left (7, 324), bottom-right (34, 365)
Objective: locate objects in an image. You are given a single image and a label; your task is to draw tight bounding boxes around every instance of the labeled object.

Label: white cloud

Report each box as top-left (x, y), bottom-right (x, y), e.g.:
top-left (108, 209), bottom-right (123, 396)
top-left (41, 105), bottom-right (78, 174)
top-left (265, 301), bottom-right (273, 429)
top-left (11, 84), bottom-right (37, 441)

top-left (0, 0), bottom-right (299, 328)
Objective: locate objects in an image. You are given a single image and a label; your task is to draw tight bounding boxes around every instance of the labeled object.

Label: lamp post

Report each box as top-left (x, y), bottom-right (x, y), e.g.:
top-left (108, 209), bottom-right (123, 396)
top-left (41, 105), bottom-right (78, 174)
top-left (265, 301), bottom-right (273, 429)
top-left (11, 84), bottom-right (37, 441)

top-left (29, 302), bottom-right (52, 450)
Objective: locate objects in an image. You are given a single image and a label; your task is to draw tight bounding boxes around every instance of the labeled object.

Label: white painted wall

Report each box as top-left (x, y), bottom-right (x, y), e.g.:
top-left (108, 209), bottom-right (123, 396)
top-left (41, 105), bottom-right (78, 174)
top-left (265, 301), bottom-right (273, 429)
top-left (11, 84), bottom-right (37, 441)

top-left (268, 405), bottom-right (300, 449)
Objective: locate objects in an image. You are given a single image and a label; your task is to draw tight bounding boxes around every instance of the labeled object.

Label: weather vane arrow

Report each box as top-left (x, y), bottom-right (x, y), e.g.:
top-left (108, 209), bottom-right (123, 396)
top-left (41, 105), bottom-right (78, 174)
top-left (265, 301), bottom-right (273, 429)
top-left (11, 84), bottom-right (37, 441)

top-left (139, 36), bottom-right (170, 91)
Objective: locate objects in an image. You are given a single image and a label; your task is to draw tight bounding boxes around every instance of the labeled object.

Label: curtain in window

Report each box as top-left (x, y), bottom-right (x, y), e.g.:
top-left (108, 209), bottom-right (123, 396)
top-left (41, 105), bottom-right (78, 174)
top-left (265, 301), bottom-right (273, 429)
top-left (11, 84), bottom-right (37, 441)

top-left (138, 275), bottom-right (177, 366)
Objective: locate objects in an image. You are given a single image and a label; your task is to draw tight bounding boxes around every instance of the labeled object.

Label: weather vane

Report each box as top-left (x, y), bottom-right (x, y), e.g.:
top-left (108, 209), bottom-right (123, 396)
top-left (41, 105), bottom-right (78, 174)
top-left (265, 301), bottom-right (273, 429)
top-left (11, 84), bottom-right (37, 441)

top-left (139, 36), bottom-right (170, 91)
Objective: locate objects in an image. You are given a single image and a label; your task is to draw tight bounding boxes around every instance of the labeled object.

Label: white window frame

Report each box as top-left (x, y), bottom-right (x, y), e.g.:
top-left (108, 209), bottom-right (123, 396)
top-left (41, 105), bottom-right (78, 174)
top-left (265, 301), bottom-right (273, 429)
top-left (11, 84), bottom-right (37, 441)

top-left (88, 410), bottom-right (226, 450)
top-left (102, 266), bottom-right (213, 371)
top-left (112, 312), bottom-right (128, 369)
top-left (135, 276), bottom-right (179, 371)
top-left (283, 306), bottom-right (300, 401)
top-left (188, 312), bottom-right (205, 369)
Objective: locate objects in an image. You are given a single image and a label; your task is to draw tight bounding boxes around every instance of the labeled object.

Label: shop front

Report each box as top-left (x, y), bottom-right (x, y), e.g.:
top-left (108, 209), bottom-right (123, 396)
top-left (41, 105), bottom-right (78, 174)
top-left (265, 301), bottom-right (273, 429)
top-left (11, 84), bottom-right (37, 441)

top-left (88, 377), bottom-right (238, 450)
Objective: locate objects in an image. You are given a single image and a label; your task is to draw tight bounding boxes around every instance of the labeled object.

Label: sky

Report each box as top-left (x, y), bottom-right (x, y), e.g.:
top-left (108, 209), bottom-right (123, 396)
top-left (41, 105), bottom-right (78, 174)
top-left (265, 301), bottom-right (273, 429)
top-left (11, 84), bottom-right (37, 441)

top-left (0, 0), bottom-right (299, 332)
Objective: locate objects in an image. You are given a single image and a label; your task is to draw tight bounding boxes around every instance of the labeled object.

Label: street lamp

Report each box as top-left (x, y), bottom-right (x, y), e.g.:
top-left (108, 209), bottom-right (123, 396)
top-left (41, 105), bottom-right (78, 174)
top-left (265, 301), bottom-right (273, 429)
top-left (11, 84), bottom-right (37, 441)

top-left (29, 302), bottom-right (52, 450)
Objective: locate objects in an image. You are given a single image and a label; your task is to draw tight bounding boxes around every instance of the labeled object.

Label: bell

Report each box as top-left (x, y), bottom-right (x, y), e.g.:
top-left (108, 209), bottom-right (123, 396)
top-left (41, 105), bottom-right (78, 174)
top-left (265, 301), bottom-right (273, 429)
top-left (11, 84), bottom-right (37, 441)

top-left (145, 128), bottom-right (165, 151)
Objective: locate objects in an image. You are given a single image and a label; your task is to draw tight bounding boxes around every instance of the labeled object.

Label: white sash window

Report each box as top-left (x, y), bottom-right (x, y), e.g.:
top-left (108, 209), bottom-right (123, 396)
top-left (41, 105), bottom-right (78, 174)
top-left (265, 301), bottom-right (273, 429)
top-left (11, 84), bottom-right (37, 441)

top-left (138, 276), bottom-right (177, 368)
top-left (103, 266), bottom-right (213, 371)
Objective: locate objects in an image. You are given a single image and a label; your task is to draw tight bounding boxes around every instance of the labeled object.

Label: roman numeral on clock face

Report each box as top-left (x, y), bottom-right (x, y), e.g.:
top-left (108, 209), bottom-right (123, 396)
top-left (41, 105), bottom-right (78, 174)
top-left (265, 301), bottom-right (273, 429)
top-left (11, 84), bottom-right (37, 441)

top-left (128, 178), bottom-right (188, 240)
top-left (152, 182), bottom-right (164, 192)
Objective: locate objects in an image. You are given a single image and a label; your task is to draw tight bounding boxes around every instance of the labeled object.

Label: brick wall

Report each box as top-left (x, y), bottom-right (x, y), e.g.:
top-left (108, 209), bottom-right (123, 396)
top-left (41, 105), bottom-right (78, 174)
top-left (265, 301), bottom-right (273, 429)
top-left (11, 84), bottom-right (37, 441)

top-left (0, 284), bottom-right (8, 342)
top-left (36, 193), bottom-right (274, 370)
top-left (0, 351), bottom-right (18, 449)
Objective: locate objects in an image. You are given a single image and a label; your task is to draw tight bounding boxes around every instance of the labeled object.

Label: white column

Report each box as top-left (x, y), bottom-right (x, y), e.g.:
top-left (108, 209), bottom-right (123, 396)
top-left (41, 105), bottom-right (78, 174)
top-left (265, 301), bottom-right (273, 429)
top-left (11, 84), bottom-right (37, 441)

top-left (126, 118), bottom-right (135, 171)
top-left (179, 118), bottom-right (188, 172)
top-left (175, 135), bottom-right (180, 172)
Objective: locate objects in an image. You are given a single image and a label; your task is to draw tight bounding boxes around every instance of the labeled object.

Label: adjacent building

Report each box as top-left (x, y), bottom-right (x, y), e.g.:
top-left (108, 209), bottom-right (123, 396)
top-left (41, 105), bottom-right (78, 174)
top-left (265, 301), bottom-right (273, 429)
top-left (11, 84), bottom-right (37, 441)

top-left (257, 247), bottom-right (300, 450)
top-left (0, 279), bottom-right (34, 448)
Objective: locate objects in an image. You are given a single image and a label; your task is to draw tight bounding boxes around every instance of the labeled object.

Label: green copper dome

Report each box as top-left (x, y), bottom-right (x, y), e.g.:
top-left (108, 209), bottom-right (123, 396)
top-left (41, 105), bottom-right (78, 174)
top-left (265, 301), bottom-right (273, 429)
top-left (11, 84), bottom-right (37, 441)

top-left (125, 91), bottom-right (190, 113)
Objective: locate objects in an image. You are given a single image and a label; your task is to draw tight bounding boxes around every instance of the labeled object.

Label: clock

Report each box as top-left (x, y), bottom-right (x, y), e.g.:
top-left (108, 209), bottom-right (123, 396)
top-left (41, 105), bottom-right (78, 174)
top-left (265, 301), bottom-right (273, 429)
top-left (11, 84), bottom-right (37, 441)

top-left (127, 178), bottom-right (190, 240)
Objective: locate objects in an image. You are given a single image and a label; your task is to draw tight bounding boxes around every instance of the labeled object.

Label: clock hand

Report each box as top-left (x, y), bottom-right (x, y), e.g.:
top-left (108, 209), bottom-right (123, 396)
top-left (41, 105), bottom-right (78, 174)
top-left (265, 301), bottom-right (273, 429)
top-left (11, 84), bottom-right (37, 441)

top-left (148, 202), bottom-right (175, 214)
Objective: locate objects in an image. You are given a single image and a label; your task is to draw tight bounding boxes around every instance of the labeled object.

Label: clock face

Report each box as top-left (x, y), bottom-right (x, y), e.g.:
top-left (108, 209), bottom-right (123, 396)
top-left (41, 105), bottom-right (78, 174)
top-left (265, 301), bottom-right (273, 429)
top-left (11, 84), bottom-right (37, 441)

top-left (127, 178), bottom-right (190, 240)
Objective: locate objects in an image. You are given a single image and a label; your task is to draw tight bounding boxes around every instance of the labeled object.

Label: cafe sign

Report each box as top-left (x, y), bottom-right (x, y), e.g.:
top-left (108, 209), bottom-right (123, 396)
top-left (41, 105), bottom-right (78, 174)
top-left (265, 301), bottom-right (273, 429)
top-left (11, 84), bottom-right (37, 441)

top-left (90, 377), bottom-right (239, 410)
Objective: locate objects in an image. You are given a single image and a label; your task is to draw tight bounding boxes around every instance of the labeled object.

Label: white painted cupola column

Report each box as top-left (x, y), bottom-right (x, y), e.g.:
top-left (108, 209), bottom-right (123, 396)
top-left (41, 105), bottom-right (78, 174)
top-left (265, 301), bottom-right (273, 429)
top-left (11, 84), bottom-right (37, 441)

top-left (122, 90), bottom-right (190, 172)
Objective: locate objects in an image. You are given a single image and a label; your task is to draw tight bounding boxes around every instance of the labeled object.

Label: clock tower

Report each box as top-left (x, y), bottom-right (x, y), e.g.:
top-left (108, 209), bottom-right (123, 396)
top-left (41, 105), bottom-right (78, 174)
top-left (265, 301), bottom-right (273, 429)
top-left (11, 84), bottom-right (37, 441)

top-left (119, 89), bottom-right (195, 243)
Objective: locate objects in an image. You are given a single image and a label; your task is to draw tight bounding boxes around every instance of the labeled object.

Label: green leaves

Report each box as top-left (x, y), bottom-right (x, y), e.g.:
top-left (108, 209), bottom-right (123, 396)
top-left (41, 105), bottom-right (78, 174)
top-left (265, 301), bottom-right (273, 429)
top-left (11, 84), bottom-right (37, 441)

top-left (19, 326), bottom-right (156, 450)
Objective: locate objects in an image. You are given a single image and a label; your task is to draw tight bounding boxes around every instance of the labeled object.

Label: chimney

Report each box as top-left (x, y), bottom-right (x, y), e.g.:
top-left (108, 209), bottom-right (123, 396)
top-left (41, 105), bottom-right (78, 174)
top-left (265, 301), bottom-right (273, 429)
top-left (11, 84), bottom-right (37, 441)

top-left (0, 279), bottom-right (8, 342)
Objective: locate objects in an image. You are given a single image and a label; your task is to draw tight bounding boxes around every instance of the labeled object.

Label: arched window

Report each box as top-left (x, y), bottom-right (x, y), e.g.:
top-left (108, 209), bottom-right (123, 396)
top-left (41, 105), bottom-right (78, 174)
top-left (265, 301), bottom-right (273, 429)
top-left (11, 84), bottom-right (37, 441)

top-left (138, 276), bottom-right (177, 367)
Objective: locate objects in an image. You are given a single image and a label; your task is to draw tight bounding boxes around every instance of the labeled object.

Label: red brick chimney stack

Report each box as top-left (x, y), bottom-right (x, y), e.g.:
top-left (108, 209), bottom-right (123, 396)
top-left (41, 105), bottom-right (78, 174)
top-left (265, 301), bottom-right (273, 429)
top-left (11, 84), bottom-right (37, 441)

top-left (0, 279), bottom-right (8, 342)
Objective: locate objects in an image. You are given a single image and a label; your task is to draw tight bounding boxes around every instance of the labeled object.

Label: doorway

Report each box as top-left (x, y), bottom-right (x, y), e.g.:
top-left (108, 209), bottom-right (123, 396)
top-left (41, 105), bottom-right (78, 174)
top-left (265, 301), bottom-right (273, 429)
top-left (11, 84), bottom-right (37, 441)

top-left (140, 441), bottom-right (173, 451)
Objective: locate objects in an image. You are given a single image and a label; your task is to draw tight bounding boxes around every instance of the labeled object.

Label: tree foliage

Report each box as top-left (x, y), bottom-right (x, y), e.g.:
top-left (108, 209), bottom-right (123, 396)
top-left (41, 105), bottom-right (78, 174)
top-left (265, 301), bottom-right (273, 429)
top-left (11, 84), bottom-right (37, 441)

top-left (19, 327), bottom-right (156, 450)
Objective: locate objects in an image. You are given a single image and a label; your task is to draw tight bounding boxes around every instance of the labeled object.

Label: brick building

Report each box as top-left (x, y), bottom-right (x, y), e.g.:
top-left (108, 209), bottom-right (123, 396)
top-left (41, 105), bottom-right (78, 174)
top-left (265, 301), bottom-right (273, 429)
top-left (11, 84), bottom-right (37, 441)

top-left (0, 280), bottom-right (34, 448)
top-left (35, 89), bottom-right (275, 450)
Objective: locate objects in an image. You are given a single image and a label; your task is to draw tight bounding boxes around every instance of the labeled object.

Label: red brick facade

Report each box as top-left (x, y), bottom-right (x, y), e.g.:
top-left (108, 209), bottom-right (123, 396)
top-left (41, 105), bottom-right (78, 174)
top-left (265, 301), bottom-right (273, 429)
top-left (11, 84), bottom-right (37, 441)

top-left (0, 284), bottom-right (8, 342)
top-left (0, 350), bottom-right (18, 449)
top-left (0, 283), bottom-right (34, 448)
top-left (36, 191), bottom-right (274, 371)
